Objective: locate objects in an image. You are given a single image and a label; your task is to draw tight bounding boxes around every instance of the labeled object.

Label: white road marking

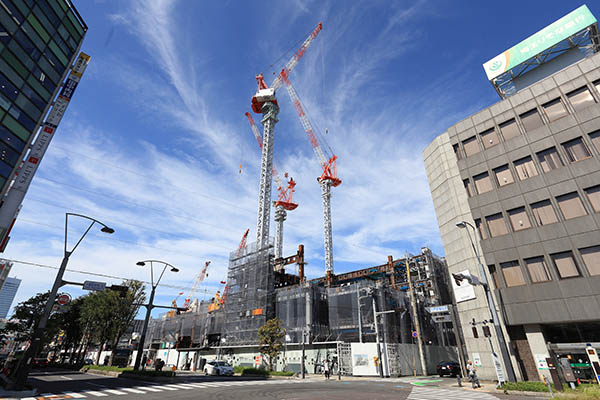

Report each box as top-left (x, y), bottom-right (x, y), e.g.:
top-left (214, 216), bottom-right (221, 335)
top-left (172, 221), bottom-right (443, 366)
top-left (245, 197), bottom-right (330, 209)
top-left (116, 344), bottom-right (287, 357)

top-left (60, 375), bottom-right (73, 380)
top-left (164, 383), bottom-right (193, 389)
top-left (135, 385), bottom-right (163, 392)
top-left (120, 387), bottom-right (146, 394)
top-left (83, 390), bottom-right (109, 397)
top-left (102, 389), bottom-right (127, 395)
top-left (63, 392), bottom-right (87, 398)
top-left (154, 385), bottom-right (178, 391)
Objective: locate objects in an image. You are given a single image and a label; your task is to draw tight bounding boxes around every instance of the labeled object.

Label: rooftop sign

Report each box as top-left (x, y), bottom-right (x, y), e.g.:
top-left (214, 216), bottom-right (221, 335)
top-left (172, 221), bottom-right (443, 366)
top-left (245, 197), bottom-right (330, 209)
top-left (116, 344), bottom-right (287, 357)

top-left (483, 5), bottom-right (597, 80)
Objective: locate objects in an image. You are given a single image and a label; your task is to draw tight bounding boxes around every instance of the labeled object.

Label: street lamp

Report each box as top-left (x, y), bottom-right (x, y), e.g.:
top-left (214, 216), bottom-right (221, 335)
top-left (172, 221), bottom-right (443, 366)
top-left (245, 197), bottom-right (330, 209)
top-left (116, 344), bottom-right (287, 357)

top-left (133, 260), bottom-right (179, 371)
top-left (456, 220), bottom-right (516, 382)
top-left (14, 213), bottom-right (114, 389)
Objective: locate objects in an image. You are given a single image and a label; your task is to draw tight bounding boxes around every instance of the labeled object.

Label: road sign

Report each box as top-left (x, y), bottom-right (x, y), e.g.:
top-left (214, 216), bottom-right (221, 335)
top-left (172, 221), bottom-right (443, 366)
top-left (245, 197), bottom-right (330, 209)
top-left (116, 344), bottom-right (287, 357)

top-left (83, 280), bottom-right (106, 291)
top-left (57, 293), bottom-right (71, 306)
top-left (492, 351), bottom-right (506, 385)
top-left (428, 305), bottom-right (449, 313)
top-left (411, 331), bottom-right (418, 338)
top-left (432, 315), bottom-right (452, 323)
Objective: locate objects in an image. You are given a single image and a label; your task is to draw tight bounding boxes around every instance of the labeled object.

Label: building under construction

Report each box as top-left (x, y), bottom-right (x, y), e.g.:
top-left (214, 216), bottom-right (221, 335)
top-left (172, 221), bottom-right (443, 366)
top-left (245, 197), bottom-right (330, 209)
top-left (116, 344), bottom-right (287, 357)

top-left (141, 242), bottom-right (459, 376)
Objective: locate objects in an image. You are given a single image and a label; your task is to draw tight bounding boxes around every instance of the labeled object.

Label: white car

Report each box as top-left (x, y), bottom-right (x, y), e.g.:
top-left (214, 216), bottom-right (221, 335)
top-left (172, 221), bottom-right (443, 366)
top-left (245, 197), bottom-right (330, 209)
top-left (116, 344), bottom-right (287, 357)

top-left (204, 360), bottom-right (234, 376)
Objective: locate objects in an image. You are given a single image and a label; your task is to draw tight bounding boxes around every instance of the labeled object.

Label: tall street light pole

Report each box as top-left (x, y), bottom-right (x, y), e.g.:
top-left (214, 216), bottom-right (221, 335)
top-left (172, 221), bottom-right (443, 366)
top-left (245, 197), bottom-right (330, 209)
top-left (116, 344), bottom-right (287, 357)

top-left (456, 220), bottom-right (516, 382)
top-left (133, 260), bottom-right (179, 371)
top-left (14, 213), bottom-right (114, 389)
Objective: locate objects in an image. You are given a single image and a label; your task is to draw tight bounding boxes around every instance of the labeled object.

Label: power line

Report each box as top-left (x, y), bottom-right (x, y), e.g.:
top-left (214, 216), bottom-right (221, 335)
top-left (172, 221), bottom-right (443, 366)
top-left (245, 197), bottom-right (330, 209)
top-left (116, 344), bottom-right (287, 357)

top-left (4, 258), bottom-right (220, 298)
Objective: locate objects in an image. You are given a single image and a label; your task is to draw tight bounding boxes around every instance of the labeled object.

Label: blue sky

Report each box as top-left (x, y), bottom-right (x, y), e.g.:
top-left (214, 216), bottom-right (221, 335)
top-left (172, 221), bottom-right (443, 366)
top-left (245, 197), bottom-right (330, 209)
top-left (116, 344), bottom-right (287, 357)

top-left (3, 0), bottom-right (596, 316)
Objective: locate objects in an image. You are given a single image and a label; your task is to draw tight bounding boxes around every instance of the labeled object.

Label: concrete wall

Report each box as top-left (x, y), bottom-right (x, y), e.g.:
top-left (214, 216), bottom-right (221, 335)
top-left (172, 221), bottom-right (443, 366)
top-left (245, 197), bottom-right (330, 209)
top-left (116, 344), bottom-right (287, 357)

top-left (423, 133), bottom-right (522, 381)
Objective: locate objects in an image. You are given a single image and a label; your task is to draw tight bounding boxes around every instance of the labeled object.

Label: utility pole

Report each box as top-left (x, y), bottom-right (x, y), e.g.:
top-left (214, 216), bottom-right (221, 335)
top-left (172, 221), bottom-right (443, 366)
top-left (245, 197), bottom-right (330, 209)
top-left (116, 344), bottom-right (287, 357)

top-left (372, 295), bottom-right (383, 378)
top-left (406, 252), bottom-right (427, 376)
top-left (301, 329), bottom-right (306, 379)
top-left (357, 287), bottom-right (363, 343)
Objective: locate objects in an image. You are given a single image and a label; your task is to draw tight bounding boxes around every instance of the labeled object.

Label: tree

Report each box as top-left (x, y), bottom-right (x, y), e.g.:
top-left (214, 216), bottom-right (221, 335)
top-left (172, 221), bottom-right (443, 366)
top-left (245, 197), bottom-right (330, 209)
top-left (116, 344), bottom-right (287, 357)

top-left (80, 281), bottom-right (145, 366)
top-left (258, 318), bottom-right (285, 371)
top-left (51, 297), bottom-right (85, 364)
top-left (0, 291), bottom-right (61, 349)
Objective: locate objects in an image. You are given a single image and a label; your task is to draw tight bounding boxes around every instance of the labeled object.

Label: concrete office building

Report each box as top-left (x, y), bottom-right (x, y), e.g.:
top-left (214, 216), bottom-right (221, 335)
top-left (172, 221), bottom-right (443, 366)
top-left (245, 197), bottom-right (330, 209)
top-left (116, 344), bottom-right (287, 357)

top-left (424, 6), bottom-right (600, 382)
top-left (0, 276), bottom-right (20, 318)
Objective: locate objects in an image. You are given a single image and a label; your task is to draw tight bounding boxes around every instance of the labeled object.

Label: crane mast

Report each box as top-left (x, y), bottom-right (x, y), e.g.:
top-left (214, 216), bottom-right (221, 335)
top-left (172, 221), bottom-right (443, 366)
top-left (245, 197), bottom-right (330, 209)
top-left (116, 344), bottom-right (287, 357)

top-left (246, 112), bottom-right (297, 259)
top-left (279, 69), bottom-right (341, 278)
top-left (250, 22), bottom-right (322, 251)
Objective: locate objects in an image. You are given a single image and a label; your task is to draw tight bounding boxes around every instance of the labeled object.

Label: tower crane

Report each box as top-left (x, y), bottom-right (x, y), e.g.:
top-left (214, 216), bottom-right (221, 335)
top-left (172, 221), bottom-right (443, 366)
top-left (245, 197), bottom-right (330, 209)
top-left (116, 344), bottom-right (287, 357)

top-left (245, 112), bottom-right (298, 259)
top-left (279, 69), bottom-right (341, 282)
top-left (236, 228), bottom-right (250, 257)
top-left (251, 22), bottom-right (323, 250)
top-left (182, 261), bottom-right (211, 310)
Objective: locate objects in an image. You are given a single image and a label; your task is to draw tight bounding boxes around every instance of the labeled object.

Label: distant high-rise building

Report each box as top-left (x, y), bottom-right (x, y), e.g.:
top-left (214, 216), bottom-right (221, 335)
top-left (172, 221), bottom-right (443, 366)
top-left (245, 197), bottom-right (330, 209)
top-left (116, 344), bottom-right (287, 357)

top-left (0, 277), bottom-right (21, 318)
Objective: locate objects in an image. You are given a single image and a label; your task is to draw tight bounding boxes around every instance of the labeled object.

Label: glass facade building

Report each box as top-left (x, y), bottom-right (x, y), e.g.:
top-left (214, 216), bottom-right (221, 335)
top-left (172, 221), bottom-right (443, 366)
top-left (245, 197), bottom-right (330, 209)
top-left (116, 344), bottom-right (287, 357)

top-left (0, 276), bottom-right (20, 318)
top-left (0, 0), bottom-right (86, 193)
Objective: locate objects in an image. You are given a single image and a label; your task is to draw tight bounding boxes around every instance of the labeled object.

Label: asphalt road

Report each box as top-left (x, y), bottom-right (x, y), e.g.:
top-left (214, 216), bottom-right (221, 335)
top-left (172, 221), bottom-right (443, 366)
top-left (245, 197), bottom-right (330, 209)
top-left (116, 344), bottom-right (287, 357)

top-left (20, 370), bottom-right (545, 400)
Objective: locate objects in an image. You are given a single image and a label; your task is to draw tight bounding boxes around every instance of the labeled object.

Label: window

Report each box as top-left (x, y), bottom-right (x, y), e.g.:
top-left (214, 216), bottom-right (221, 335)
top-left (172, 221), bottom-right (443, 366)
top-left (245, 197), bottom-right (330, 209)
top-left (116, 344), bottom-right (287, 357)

top-left (486, 213), bottom-right (508, 237)
top-left (580, 246), bottom-right (600, 276)
top-left (562, 137), bottom-right (591, 163)
top-left (463, 179), bottom-right (473, 197)
top-left (508, 207), bottom-right (531, 231)
top-left (513, 156), bottom-right (538, 180)
top-left (453, 143), bottom-right (463, 160)
top-left (493, 164), bottom-right (514, 187)
top-left (537, 147), bottom-right (564, 172)
top-left (556, 192), bottom-right (587, 220)
top-left (473, 172), bottom-right (493, 194)
top-left (531, 200), bottom-right (558, 226)
top-left (584, 185), bottom-right (600, 213)
top-left (567, 86), bottom-right (596, 113)
top-left (499, 118), bottom-right (521, 141)
top-left (520, 109), bottom-right (544, 132)
top-left (500, 261), bottom-right (526, 287)
top-left (0, 141), bottom-right (19, 167)
top-left (480, 128), bottom-right (500, 149)
top-left (590, 130), bottom-right (600, 153)
top-left (551, 251), bottom-right (580, 278)
top-left (524, 256), bottom-right (551, 283)
top-left (475, 219), bottom-right (488, 240)
top-left (462, 136), bottom-right (480, 157)
top-left (488, 264), bottom-right (501, 288)
top-left (543, 98), bottom-right (568, 122)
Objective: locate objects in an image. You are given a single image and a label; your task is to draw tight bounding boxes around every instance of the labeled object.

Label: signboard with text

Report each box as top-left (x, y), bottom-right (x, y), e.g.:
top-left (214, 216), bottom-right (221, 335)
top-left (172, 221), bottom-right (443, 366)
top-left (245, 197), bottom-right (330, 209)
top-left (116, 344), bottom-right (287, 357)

top-left (483, 5), bottom-right (597, 80)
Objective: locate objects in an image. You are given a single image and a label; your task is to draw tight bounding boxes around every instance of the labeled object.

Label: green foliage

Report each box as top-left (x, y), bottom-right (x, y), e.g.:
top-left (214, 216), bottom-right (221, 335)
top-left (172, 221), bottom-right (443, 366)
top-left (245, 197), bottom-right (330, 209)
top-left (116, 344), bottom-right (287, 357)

top-left (502, 381), bottom-right (600, 398)
top-left (501, 381), bottom-right (565, 392)
top-left (257, 318), bottom-right (285, 371)
top-left (83, 365), bottom-right (174, 377)
top-left (80, 280), bottom-right (145, 365)
top-left (268, 370), bottom-right (295, 376)
top-left (0, 291), bottom-right (60, 346)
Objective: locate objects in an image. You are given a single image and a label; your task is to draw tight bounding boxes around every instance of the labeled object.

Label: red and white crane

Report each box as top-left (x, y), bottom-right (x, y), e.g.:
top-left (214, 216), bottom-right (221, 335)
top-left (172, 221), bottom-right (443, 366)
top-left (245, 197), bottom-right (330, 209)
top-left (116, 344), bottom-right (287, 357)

top-left (182, 260), bottom-right (211, 309)
top-left (251, 22), bottom-right (322, 251)
top-left (245, 112), bottom-right (298, 258)
top-left (279, 69), bottom-right (341, 279)
top-left (236, 228), bottom-right (250, 257)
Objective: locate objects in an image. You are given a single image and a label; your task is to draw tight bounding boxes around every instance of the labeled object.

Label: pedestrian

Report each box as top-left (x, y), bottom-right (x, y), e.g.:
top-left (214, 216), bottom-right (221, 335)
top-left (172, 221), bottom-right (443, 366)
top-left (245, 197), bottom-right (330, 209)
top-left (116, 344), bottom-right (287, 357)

top-left (466, 360), bottom-right (481, 388)
top-left (323, 358), bottom-right (330, 380)
top-left (141, 354), bottom-right (147, 371)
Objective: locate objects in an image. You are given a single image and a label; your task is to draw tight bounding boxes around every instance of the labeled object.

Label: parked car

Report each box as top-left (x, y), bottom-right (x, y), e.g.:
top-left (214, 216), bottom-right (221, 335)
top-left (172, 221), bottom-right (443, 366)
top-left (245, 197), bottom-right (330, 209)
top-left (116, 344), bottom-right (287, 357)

top-left (436, 361), bottom-right (461, 377)
top-left (84, 358), bottom-right (94, 365)
top-left (204, 360), bottom-right (234, 376)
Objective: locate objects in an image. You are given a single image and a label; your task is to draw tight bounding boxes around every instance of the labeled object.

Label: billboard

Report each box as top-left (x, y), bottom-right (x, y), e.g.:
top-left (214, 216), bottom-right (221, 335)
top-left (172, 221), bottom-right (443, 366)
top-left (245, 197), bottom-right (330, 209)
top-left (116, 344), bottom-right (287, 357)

top-left (483, 5), bottom-right (597, 80)
top-left (451, 269), bottom-right (476, 303)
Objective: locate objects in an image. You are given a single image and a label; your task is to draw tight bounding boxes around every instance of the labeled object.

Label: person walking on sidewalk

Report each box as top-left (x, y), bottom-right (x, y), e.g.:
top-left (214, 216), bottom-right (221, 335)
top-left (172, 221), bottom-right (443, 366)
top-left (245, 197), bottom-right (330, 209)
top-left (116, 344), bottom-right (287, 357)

top-left (466, 360), bottom-right (481, 388)
top-left (323, 358), bottom-right (330, 380)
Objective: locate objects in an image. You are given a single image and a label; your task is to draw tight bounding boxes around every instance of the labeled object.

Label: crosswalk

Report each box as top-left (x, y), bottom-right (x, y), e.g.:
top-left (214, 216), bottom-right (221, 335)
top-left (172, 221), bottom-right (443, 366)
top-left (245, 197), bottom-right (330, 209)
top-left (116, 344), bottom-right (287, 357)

top-left (22, 379), bottom-right (305, 399)
top-left (407, 387), bottom-right (499, 399)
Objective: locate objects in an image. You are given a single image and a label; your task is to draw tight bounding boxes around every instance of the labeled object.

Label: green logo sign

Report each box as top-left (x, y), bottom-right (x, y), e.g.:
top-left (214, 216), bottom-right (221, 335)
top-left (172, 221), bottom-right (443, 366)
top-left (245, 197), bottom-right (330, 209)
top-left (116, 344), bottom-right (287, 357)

top-left (489, 60), bottom-right (502, 71)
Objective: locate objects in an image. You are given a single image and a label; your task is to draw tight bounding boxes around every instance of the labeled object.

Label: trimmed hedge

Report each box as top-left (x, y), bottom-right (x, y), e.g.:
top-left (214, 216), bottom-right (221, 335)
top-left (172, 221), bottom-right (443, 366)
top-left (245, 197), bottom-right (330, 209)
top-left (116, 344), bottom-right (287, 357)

top-left (84, 365), bottom-right (174, 377)
top-left (234, 366), bottom-right (294, 377)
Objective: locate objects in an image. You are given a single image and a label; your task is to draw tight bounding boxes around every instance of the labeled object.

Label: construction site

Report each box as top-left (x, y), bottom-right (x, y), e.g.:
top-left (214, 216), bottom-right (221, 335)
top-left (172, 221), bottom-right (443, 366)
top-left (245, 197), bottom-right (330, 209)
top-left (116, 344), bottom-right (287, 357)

top-left (140, 23), bottom-right (460, 376)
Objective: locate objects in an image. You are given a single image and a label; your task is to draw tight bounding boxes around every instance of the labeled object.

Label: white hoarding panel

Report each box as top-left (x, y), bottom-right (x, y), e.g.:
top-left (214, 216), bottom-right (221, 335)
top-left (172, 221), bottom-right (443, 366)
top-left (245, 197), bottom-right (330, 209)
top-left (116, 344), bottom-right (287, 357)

top-left (452, 269), bottom-right (476, 303)
top-left (351, 343), bottom-right (379, 376)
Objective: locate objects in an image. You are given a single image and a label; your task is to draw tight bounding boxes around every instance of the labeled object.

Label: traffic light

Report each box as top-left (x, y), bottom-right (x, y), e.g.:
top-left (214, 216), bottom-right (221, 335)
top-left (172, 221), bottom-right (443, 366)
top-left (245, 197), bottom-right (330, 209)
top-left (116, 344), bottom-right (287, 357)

top-left (109, 285), bottom-right (128, 298)
top-left (482, 325), bottom-right (491, 338)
